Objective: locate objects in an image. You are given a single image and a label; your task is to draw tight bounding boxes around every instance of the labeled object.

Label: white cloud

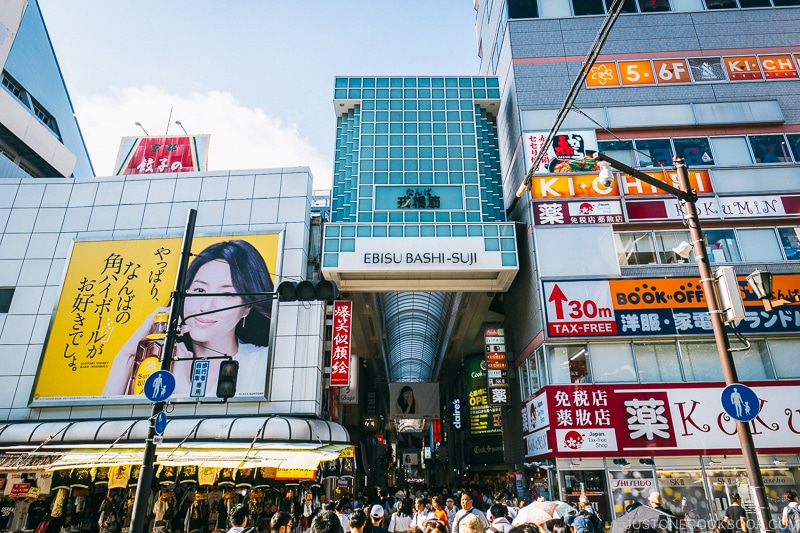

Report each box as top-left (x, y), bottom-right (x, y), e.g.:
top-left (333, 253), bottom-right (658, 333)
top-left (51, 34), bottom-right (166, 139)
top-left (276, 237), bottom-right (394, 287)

top-left (74, 86), bottom-right (333, 188)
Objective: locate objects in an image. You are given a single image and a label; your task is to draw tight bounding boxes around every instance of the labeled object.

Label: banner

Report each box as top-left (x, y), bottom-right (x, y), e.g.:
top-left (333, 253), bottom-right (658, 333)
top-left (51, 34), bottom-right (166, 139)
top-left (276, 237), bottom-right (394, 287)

top-left (33, 234), bottom-right (280, 404)
top-left (330, 301), bottom-right (353, 387)
top-left (114, 135), bottom-right (210, 175)
top-left (388, 382), bottom-right (440, 419)
top-left (522, 380), bottom-right (800, 460)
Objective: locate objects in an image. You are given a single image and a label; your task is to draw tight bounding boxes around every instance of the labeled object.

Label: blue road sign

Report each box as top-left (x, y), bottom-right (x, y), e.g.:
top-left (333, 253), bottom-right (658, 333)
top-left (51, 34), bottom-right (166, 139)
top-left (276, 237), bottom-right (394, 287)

top-left (721, 383), bottom-right (760, 422)
top-left (190, 360), bottom-right (210, 398)
top-left (154, 411), bottom-right (168, 435)
top-left (144, 370), bottom-right (175, 403)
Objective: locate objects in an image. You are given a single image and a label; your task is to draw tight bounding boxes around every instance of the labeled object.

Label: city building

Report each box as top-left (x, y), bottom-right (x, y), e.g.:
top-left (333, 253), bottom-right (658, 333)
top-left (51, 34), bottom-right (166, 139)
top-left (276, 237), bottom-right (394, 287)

top-left (473, 0), bottom-right (800, 525)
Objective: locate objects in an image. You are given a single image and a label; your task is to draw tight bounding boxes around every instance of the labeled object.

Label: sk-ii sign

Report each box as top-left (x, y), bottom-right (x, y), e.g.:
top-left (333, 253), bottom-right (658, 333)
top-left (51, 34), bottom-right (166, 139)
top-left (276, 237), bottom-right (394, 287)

top-left (450, 397), bottom-right (465, 431)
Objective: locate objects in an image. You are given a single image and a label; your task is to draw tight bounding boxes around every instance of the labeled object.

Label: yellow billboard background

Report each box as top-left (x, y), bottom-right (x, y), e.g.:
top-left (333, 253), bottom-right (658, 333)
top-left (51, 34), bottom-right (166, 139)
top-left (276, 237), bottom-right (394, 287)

top-left (33, 233), bottom-right (280, 402)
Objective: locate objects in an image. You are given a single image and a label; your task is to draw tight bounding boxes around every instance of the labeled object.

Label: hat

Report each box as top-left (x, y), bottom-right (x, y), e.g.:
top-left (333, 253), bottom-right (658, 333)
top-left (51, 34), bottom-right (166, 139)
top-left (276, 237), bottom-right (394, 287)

top-left (648, 492), bottom-right (663, 505)
top-left (371, 505), bottom-right (385, 518)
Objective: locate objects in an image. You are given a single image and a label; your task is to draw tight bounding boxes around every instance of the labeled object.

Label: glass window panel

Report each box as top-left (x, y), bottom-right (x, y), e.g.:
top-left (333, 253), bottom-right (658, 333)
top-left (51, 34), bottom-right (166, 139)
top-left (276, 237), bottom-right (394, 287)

top-left (749, 134), bottom-right (792, 164)
top-left (634, 343), bottom-right (682, 382)
top-left (614, 231), bottom-right (657, 265)
top-left (519, 360), bottom-right (530, 400)
top-left (603, 0), bottom-right (637, 11)
top-left (710, 137), bottom-right (753, 166)
top-left (598, 140), bottom-right (635, 167)
top-left (767, 339), bottom-right (800, 378)
top-left (638, 0), bottom-right (670, 10)
top-left (589, 343), bottom-right (637, 383)
top-left (704, 0), bottom-right (737, 6)
top-left (673, 138), bottom-right (714, 166)
top-left (655, 230), bottom-right (694, 264)
top-left (737, 228), bottom-right (782, 262)
top-left (573, 0), bottom-right (605, 15)
top-left (680, 341), bottom-right (723, 381)
top-left (739, 0), bottom-right (771, 7)
top-left (787, 134), bottom-right (800, 162)
top-left (547, 344), bottom-right (590, 384)
top-left (777, 227), bottom-right (800, 260)
top-left (635, 139), bottom-right (674, 167)
top-left (704, 229), bottom-right (741, 263)
top-left (732, 340), bottom-right (774, 380)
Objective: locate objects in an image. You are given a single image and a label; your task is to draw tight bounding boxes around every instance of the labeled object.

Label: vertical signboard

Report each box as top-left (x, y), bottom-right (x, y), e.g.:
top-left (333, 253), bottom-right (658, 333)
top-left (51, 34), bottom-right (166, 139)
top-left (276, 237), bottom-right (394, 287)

top-left (465, 355), bottom-right (502, 435)
top-left (485, 327), bottom-right (510, 405)
top-left (330, 301), bottom-right (352, 386)
top-left (450, 397), bottom-right (465, 431)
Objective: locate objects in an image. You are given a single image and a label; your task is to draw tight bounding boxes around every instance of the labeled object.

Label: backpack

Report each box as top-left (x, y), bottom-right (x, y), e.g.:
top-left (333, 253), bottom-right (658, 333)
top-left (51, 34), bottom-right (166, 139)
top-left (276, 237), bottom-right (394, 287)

top-left (587, 509), bottom-right (603, 532)
top-left (786, 506), bottom-right (800, 533)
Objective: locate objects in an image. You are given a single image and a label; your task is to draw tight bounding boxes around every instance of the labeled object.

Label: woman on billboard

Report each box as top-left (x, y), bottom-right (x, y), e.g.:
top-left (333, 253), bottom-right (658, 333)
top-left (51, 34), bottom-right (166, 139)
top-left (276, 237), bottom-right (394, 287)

top-left (103, 239), bottom-right (274, 397)
top-left (396, 385), bottom-right (416, 414)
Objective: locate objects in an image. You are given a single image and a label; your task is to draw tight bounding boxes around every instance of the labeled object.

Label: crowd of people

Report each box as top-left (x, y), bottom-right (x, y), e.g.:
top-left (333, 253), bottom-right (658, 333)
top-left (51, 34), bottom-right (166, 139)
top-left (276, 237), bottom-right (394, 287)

top-left (222, 485), bottom-right (800, 533)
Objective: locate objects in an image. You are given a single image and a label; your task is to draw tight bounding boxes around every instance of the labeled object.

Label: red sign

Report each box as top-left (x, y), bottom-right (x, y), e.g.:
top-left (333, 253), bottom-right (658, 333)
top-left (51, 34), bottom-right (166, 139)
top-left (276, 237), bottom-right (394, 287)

top-left (9, 483), bottom-right (31, 498)
top-left (524, 381), bottom-right (800, 460)
top-left (116, 136), bottom-right (200, 175)
top-left (330, 301), bottom-right (352, 387)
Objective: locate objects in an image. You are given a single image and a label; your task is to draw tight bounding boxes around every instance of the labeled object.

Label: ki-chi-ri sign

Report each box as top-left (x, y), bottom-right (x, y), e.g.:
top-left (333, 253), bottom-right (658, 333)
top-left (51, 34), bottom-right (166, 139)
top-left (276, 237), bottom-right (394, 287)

top-left (522, 381), bottom-right (800, 460)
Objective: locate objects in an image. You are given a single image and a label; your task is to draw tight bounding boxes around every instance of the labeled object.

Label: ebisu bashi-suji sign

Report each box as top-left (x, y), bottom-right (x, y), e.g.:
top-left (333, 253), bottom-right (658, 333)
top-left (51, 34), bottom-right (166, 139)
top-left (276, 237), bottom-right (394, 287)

top-left (542, 275), bottom-right (800, 339)
top-left (521, 381), bottom-right (800, 461)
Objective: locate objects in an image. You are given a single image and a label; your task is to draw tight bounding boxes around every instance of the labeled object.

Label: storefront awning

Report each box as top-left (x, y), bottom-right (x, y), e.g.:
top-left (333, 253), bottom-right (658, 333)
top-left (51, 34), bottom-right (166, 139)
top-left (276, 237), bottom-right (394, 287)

top-left (0, 416), bottom-right (351, 474)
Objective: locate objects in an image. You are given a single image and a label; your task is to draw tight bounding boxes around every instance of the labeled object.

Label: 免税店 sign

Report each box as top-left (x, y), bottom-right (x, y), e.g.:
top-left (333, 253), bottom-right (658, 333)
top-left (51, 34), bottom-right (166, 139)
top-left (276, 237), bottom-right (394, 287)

top-left (522, 381), bottom-right (800, 460)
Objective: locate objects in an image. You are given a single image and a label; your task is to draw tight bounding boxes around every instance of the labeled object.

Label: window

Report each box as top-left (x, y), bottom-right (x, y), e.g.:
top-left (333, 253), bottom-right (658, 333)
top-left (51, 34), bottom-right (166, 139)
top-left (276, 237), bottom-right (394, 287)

top-left (508, 0), bottom-right (539, 18)
top-left (655, 230), bottom-right (693, 264)
top-left (704, 229), bottom-right (741, 263)
top-left (573, 0), bottom-right (605, 15)
top-left (547, 344), bottom-right (590, 384)
top-left (615, 232), bottom-right (656, 265)
top-left (637, 0), bottom-right (670, 11)
top-left (598, 140), bottom-right (635, 167)
top-left (737, 228), bottom-right (783, 262)
top-left (767, 339), bottom-right (800, 378)
top-left (634, 343), bottom-right (682, 382)
top-left (777, 227), bottom-right (800, 260)
top-left (710, 136), bottom-right (753, 166)
top-left (635, 139), bottom-right (674, 167)
top-left (1, 73), bottom-right (25, 103)
top-left (749, 134), bottom-right (792, 164)
top-left (0, 288), bottom-right (14, 313)
top-left (589, 343), bottom-right (637, 382)
top-left (733, 340), bottom-right (774, 380)
top-left (673, 138), bottom-right (714, 166)
top-left (679, 341), bottom-right (723, 381)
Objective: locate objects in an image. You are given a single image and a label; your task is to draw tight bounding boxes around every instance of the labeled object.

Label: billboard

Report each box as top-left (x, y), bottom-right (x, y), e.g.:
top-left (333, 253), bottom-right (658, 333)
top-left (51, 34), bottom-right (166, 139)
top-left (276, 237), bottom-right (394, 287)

top-left (522, 381), bottom-right (800, 460)
top-left (542, 274), bottom-right (800, 338)
top-left (388, 382), bottom-right (440, 419)
top-left (114, 135), bottom-right (210, 175)
top-left (33, 233), bottom-right (281, 405)
top-left (464, 355), bottom-right (502, 436)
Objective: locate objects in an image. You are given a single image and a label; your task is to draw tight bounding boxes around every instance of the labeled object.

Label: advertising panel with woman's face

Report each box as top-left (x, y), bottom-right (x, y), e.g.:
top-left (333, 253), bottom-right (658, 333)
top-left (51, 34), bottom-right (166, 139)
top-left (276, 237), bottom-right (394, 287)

top-left (32, 234), bottom-right (280, 405)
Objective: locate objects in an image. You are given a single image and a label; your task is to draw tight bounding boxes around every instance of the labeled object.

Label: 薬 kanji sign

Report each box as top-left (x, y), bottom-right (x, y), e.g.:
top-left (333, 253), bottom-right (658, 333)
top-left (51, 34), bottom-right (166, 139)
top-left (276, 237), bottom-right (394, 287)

top-left (522, 380), bottom-right (800, 460)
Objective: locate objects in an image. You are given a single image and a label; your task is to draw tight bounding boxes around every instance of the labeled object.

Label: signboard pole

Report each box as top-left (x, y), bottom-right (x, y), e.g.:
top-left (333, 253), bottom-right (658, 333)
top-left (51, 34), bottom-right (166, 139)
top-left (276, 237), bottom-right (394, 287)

top-left (129, 209), bottom-right (196, 533)
top-left (596, 154), bottom-right (771, 533)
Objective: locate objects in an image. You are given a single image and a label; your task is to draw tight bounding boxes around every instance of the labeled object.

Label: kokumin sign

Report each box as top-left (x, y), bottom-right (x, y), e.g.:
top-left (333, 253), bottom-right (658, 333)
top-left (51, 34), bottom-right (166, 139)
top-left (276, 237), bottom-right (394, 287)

top-left (522, 381), bottom-right (800, 460)
top-left (542, 274), bottom-right (800, 338)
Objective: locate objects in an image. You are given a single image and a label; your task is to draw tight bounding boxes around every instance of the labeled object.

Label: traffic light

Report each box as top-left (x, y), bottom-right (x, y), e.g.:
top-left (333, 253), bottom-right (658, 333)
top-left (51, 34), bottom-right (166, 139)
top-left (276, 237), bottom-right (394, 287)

top-left (277, 280), bottom-right (338, 302)
top-left (216, 359), bottom-right (239, 399)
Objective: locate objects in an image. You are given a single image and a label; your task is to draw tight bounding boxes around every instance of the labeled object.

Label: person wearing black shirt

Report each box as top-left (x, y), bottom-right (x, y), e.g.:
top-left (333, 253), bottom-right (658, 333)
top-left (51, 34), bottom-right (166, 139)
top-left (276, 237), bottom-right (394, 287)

top-left (723, 493), bottom-right (748, 533)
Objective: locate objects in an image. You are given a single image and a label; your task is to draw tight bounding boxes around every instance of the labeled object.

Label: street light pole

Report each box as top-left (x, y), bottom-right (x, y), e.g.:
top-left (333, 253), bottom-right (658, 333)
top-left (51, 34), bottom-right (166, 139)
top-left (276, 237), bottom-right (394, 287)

top-left (129, 209), bottom-right (196, 533)
top-left (594, 153), bottom-right (773, 533)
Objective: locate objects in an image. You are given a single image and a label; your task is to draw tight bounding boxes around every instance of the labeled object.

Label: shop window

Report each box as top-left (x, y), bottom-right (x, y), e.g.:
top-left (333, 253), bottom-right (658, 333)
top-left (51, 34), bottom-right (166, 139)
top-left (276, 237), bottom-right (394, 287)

top-left (737, 228), bottom-right (783, 262)
top-left (634, 139), bottom-right (674, 167)
top-left (704, 229), bottom-right (741, 263)
top-left (733, 340), bottom-right (774, 380)
top-left (749, 134), bottom-right (792, 164)
top-left (547, 344), bottom-right (590, 384)
top-left (777, 227), bottom-right (800, 260)
top-left (673, 138), bottom-right (714, 166)
top-left (654, 230), bottom-right (693, 264)
top-left (787, 134), bottom-right (800, 162)
top-left (654, 471), bottom-right (710, 527)
top-left (0, 288), bottom-right (14, 313)
top-left (767, 338), bottom-right (800, 379)
top-left (598, 140), bottom-right (635, 168)
top-left (615, 232), bottom-right (656, 265)
top-left (711, 136), bottom-right (754, 166)
top-left (633, 343), bottom-right (682, 382)
top-left (588, 343), bottom-right (637, 383)
top-left (679, 341), bottom-right (723, 381)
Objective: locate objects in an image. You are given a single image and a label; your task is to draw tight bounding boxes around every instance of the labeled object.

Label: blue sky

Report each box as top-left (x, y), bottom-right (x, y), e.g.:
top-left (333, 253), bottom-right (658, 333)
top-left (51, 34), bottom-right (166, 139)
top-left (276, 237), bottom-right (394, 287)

top-left (38, 1), bottom-right (480, 187)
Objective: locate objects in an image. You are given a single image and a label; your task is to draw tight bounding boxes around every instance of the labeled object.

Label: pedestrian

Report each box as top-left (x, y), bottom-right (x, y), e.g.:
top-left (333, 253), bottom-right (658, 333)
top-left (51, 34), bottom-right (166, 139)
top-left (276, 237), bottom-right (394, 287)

top-left (722, 493), bottom-right (748, 533)
top-left (349, 509), bottom-right (371, 533)
top-left (783, 490), bottom-right (800, 533)
top-left (336, 500), bottom-right (352, 533)
top-left (431, 497), bottom-right (449, 530)
top-left (578, 496), bottom-right (603, 532)
top-left (371, 505), bottom-right (388, 533)
top-left (272, 512), bottom-right (294, 533)
top-left (388, 499), bottom-right (413, 533)
top-left (453, 493), bottom-right (490, 533)
top-left (412, 498), bottom-right (434, 530)
top-left (487, 504), bottom-right (512, 533)
top-left (445, 498), bottom-right (459, 526)
top-left (227, 504), bottom-right (254, 533)
top-left (311, 511), bottom-right (345, 533)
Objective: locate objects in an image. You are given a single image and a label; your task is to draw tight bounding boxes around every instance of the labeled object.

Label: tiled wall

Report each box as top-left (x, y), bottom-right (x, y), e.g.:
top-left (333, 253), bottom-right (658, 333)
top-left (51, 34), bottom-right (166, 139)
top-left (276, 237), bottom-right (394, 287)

top-left (0, 167), bottom-right (325, 421)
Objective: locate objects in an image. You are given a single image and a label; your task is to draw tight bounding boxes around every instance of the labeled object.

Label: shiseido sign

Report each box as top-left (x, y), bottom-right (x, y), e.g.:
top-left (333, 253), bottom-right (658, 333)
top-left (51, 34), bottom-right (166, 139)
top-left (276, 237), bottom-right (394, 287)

top-left (522, 380), bottom-right (800, 459)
